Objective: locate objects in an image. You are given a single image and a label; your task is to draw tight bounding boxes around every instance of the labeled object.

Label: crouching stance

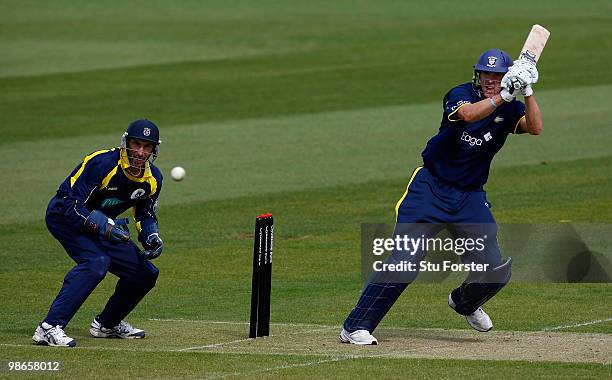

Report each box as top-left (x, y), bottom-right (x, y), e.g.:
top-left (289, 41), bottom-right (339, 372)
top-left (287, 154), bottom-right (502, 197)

top-left (33, 120), bottom-right (165, 347)
top-left (341, 49), bottom-right (542, 344)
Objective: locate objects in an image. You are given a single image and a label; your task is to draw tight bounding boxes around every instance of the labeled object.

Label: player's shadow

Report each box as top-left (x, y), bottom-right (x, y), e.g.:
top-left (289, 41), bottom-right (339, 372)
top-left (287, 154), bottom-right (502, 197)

top-left (543, 236), bottom-right (611, 283)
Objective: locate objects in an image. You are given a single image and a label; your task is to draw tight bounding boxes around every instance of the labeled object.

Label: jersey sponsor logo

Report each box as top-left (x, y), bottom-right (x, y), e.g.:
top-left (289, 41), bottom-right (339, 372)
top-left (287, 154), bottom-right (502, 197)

top-left (494, 116), bottom-right (504, 123)
top-left (131, 188), bottom-right (146, 200)
top-left (486, 56), bottom-right (497, 67)
top-left (461, 131), bottom-right (483, 146)
top-left (484, 132), bottom-right (492, 141)
top-left (101, 197), bottom-right (124, 209)
top-left (106, 187), bottom-right (118, 191)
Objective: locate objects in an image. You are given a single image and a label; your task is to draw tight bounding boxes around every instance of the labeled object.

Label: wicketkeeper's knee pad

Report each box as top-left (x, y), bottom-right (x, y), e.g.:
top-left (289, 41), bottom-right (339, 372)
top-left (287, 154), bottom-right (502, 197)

top-left (451, 257), bottom-right (512, 316)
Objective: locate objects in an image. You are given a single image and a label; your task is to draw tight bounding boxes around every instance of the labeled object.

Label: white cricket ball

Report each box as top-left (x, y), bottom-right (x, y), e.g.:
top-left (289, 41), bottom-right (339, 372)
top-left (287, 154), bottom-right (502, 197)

top-left (171, 166), bottom-right (186, 181)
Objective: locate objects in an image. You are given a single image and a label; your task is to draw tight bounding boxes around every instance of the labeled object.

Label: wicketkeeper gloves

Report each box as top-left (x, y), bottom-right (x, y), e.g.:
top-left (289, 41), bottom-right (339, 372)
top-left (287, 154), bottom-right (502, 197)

top-left (85, 210), bottom-right (131, 243)
top-left (138, 220), bottom-right (164, 260)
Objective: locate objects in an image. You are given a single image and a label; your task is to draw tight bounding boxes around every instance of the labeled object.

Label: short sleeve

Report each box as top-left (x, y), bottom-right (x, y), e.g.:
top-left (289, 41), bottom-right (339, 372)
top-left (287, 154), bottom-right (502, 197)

top-left (444, 86), bottom-right (473, 123)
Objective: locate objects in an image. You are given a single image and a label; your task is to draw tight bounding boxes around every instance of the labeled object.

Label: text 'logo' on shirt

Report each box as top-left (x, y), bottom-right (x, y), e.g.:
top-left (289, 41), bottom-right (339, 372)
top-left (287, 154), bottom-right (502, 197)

top-left (461, 131), bottom-right (483, 146)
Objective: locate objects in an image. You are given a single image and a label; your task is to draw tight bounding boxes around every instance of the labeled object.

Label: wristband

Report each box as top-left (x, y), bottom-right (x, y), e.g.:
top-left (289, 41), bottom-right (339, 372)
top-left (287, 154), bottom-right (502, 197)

top-left (489, 97), bottom-right (497, 110)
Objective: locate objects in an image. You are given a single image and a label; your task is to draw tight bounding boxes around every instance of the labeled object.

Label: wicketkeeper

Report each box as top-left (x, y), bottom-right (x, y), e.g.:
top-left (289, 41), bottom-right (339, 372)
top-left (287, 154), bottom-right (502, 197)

top-left (33, 120), bottom-right (164, 347)
top-left (341, 49), bottom-right (542, 344)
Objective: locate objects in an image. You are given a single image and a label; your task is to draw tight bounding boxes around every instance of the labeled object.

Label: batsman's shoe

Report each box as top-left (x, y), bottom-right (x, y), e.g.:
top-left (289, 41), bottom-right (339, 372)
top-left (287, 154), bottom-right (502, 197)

top-left (90, 317), bottom-right (145, 339)
top-left (448, 293), bottom-right (493, 332)
top-left (32, 322), bottom-right (76, 347)
top-left (339, 328), bottom-right (378, 345)
top-left (465, 308), bottom-right (493, 332)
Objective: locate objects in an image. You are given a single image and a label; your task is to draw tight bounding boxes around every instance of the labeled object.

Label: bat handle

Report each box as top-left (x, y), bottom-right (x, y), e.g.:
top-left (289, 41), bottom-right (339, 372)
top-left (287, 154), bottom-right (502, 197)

top-left (519, 51), bottom-right (537, 64)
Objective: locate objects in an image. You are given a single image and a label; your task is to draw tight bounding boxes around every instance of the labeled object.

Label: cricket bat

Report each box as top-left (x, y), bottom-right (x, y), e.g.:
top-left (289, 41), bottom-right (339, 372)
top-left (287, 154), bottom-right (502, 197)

top-left (518, 24), bottom-right (550, 63)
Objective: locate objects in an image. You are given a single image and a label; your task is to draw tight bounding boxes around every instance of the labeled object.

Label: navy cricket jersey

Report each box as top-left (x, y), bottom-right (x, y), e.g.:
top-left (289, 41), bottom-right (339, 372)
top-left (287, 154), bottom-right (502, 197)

top-left (49, 148), bottom-right (163, 231)
top-left (421, 82), bottom-right (526, 190)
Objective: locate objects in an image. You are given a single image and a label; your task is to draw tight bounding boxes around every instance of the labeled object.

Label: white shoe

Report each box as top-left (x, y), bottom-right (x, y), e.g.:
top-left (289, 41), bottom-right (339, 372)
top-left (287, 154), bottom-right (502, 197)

top-left (465, 308), bottom-right (493, 332)
top-left (339, 328), bottom-right (378, 345)
top-left (90, 317), bottom-right (145, 339)
top-left (448, 293), bottom-right (493, 332)
top-left (32, 322), bottom-right (76, 347)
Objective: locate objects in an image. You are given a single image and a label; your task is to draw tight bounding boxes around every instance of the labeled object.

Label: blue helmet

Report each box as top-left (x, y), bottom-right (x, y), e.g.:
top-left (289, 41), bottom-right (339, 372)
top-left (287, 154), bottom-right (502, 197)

top-left (473, 48), bottom-right (513, 73)
top-left (124, 119), bottom-right (161, 145)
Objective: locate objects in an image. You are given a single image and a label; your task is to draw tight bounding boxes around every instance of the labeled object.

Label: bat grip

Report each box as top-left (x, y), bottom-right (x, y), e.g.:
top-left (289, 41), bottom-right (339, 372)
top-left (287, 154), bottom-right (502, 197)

top-left (520, 51), bottom-right (537, 64)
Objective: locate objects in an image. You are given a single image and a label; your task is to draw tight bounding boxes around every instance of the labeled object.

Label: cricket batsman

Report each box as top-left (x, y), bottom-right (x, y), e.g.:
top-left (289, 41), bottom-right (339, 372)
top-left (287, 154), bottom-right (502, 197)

top-left (32, 120), bottom-right (165, 347)
top-left (340, 49), bottom-right (542, 344)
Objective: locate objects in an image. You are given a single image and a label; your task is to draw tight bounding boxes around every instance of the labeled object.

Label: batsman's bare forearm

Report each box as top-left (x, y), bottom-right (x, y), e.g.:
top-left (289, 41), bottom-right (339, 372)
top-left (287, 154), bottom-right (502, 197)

top-left (457, 95), bottom-right (505, 123)
top-left (521, 95), bottom-right (542, 135)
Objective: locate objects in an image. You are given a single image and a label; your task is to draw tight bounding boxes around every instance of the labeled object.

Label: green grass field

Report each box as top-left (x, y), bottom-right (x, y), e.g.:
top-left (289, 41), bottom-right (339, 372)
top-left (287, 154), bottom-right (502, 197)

top-left (1, 1), bottom-right (610, 378)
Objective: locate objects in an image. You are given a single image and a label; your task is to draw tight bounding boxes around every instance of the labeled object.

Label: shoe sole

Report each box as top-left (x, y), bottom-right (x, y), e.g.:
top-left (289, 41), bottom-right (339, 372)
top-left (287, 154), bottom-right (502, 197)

top-left (466, 320), bottom-right (493, 332)
top-left (32, 334), bottom-right (76, 347)
top-left (90, 328), bottom-right (145, 339)
top-left (32, 335), bottom-right (48, 345)
top-left (339, 331), bottom-right (378, 345)
top-left (339, 338), bottom-right (378, 345)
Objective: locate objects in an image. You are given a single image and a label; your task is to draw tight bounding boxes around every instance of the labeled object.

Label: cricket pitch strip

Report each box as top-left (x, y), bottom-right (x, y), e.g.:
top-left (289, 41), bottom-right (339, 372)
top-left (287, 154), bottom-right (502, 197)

top-left (147, 319), bottom-right (610, 364)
